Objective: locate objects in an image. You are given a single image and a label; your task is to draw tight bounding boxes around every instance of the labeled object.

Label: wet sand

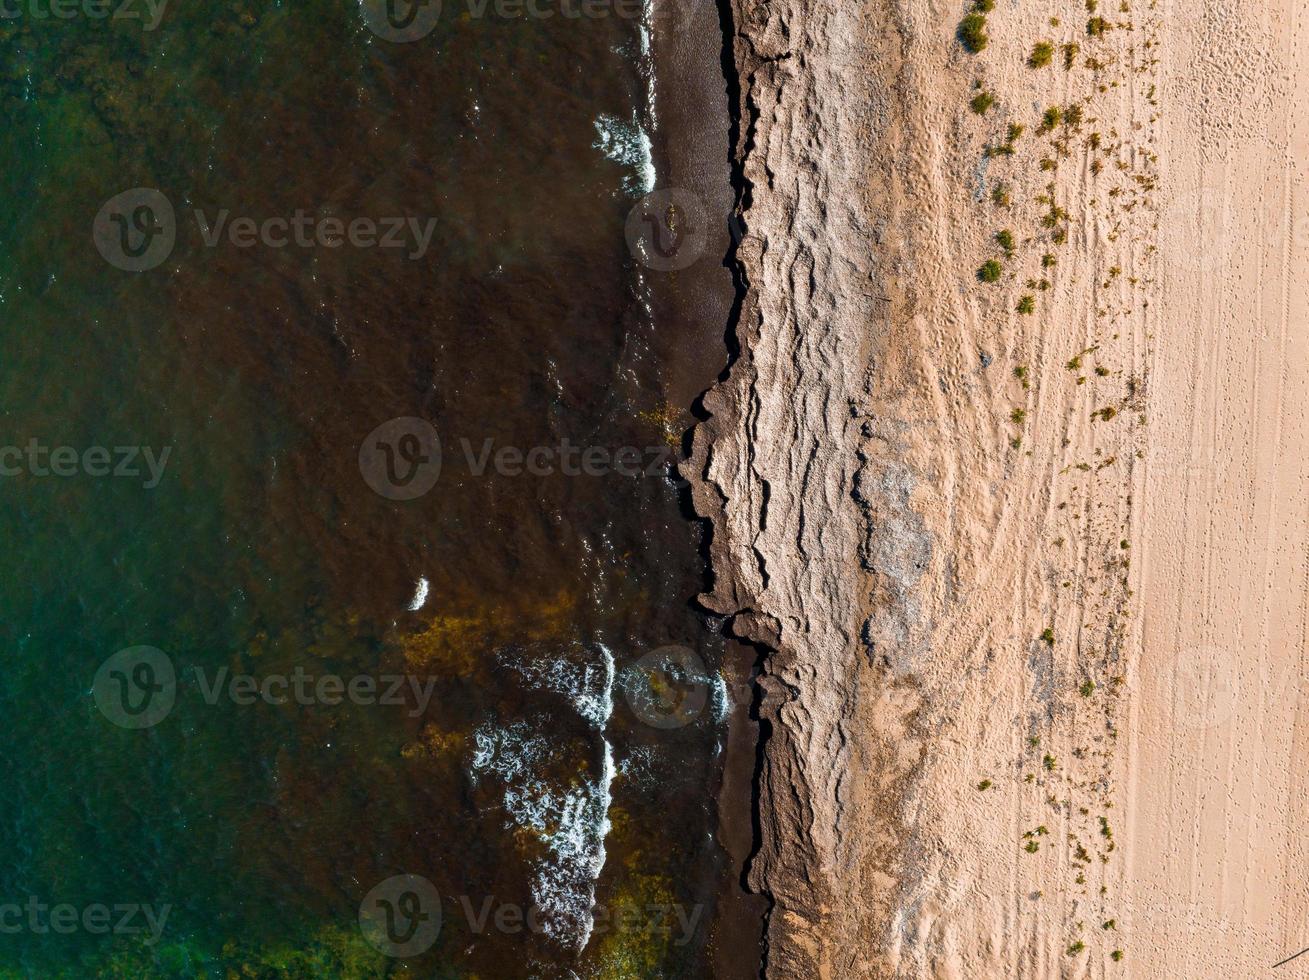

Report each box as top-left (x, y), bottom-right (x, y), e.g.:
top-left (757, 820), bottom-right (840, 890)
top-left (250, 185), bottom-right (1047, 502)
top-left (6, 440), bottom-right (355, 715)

top-left (647, 0), bottom-right (767, 974)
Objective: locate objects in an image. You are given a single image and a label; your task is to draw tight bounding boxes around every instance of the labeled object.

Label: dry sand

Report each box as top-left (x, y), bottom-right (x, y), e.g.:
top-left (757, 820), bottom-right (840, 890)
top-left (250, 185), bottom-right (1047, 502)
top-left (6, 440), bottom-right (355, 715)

top-left (687, 0), bottom-right (1309, 975)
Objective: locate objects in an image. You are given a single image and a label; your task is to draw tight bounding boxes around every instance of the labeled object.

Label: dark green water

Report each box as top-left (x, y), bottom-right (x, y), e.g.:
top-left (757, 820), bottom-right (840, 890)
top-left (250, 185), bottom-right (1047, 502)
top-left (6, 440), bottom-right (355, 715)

top-left (0, 2), bottom-right (733, 976)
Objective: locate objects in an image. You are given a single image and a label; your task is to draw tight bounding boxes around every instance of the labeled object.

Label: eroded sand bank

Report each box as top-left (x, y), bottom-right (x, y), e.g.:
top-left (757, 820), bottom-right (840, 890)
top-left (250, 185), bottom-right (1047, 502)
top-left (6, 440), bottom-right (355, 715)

top-left (688, 0), bottom-right (1308, 975)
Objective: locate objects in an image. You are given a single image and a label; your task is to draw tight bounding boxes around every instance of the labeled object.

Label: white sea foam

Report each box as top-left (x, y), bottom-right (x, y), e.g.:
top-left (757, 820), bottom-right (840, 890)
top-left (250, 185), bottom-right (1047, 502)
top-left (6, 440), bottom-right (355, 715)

top-left (593, 115), bottom-right (655, 196)
top-left (519, 740), bottom-right (615, 948)
top-left (470, 721), bottom-right (549, 783)
top-left (641, 0), bottom-right (658, 129)
top-left (406, 576), bottom-right (429, 612)
top-left (617, 743), bottom-right (657, 785)
top-left (469, 643), bottom-right (618, 950)
top-left (711, 672), bottom-right (730, 723)
top-left (508, 642), bottom-right (615, 731)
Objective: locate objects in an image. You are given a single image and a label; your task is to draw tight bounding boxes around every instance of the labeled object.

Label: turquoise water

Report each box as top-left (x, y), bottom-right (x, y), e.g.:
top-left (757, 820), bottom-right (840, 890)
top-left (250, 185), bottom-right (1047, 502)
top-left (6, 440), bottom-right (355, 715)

top-left (0, 3), bottom-right (730, 976)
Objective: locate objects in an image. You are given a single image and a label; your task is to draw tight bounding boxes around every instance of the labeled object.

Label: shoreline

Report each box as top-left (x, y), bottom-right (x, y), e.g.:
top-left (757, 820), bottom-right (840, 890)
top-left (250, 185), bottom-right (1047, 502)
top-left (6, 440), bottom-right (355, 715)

top-left (684, 0), bottom-right (888, 972)
top-left (642, 0), bottom-right (766, 975)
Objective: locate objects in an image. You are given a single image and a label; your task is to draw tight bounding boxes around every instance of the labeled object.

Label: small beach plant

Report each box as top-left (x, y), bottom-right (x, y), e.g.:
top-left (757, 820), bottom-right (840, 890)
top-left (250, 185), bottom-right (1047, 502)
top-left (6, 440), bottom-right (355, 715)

top-left (1029, 42), bottom-right (1055, 68)
top-left (959, 13), bottom-right (989, 53)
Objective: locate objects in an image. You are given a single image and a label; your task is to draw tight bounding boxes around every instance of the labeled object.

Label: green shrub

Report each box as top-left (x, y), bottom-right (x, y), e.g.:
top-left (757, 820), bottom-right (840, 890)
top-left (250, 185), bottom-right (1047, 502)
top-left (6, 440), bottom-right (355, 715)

top-left (959, 13), bottom-right (989, 53)
top-left (978, 259), bottom-right (1003, 283)
top-left (1017, 295), bottom-right (1035, 314)
top-left (1087, 16), bottom-right (1109, 36)
top-left (1029, 41), bottom-right (1054, 68)
top-left (970, 90), bottom-right (995, 114)
top-left (995, 229), bottom-right (1015, 255)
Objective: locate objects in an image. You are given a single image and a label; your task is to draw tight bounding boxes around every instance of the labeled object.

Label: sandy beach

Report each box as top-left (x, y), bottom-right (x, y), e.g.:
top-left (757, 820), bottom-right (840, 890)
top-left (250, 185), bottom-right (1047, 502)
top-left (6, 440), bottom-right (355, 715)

top-left (687, 0), bottom-right (1309, 974)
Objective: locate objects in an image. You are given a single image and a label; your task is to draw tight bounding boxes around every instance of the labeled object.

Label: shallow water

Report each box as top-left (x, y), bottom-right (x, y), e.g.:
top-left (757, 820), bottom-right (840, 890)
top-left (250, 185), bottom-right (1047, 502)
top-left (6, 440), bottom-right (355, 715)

top-left (0, 2), bottom-right (738, 976)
